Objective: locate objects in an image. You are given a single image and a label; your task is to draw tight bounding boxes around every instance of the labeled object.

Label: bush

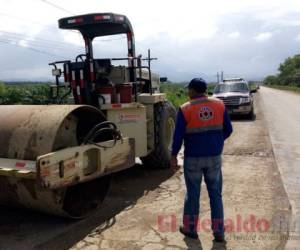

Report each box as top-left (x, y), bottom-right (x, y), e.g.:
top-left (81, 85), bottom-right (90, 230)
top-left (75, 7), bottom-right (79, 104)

top-left (263, 75), bottom-right (278, 85)
top-left (0, 83), bottom-right (52, 104)
top-left (160, 83), bottom-right (188, 108)
top-left (160, 83), bottom-right (216, 108)
top-left (265, 54), bottom-right (300, 88)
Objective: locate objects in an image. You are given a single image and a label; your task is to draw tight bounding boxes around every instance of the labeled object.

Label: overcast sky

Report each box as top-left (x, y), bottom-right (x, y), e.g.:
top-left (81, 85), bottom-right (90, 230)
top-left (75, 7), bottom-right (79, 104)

top-left (1, 0), bottom-right (300, 82)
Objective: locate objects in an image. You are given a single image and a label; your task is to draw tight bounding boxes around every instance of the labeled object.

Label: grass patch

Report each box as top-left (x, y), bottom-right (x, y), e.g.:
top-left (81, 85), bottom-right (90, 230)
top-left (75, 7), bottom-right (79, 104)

top-left (0, 82), bottom-right (71, 104)
top-left (160, 83), bottom-right (216, 108)
top-left (264, 84), bottom-right (300, 94)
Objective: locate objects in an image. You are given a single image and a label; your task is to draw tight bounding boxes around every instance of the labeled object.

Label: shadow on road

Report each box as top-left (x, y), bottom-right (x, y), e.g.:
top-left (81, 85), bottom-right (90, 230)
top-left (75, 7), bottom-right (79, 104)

top-left (211, 240), bottom-right (227, 250)
top-left (183, 237), bottom-right (203, 250)
top-left (230, 113), bottom-right (256, 122)
top-left (0, 164), bottom-right (175, 250)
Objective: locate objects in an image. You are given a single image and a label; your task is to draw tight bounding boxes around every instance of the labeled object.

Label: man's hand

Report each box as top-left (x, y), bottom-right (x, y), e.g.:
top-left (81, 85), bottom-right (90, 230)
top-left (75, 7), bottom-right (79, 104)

top-left (170, 155), bottom-right (179, 171)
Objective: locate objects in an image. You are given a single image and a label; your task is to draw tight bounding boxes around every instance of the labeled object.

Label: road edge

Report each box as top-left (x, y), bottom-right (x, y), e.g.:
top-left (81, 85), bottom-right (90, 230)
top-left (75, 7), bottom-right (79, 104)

top-left (258, 89), bottom-right (297, 249)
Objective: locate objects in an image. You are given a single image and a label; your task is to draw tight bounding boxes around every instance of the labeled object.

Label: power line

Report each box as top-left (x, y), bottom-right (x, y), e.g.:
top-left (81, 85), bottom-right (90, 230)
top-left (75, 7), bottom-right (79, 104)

top-left (0, 29), bottom-right (125, 47)
top-left (0, 30), bottom-right (128, 62)
top-left (0, 35), bottom-right (126, 59)
top-left (0, 30), bottom-right (83, 50)
top-left (0, 12), bottom-right (81, 37)
top-left (0, 39), bottom-right (65, 58)
top-left (0, 12), bottom-right (57, 30)
top-left (0, 36), bottom-right (80, 53)
top-left (0, 12), bottom-right (126, 44)
top-left (38, 0), bottom-right (75, 15)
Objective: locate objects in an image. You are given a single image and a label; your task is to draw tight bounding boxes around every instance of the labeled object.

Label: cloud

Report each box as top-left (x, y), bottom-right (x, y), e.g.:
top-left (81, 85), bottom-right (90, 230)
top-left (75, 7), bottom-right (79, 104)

top-left (18, 40), bottom-right (29, 48)
top-left (254, 32), bottom-right (273, 42)
top-left (295, 34), bottom-right (300, 41)
top-left (228, 31), bottom-right (240, 39)
top-left (1, 0), bottom-right (300, 81)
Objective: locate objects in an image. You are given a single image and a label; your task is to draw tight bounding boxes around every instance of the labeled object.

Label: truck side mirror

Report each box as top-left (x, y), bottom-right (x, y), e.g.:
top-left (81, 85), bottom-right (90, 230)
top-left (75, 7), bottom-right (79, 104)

top-left (207, 91), bottom-right (213, 96)
top-left (160, 77), bottom-right (168, 83)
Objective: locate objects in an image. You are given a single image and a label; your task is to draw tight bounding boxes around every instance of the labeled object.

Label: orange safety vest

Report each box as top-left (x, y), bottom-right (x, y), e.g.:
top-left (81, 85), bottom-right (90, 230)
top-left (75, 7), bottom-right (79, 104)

top-left (181, 96), bottom-right (225, 134)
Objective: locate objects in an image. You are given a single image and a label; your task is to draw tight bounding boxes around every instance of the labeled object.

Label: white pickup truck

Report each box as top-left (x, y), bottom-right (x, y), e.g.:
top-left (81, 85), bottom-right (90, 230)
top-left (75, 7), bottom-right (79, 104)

top-left (212, 80), bottom-right (257, 119)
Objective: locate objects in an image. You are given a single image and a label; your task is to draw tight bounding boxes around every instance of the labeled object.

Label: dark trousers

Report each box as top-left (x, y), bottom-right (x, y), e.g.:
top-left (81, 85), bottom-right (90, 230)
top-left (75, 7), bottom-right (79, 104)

top-left (183, 155), bottom-right (224, 236)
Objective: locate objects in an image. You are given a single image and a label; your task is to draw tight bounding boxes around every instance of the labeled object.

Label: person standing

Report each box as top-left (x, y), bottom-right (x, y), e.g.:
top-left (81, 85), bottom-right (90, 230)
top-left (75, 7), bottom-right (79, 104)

top-left (171, 78), bottom-right (233, 242)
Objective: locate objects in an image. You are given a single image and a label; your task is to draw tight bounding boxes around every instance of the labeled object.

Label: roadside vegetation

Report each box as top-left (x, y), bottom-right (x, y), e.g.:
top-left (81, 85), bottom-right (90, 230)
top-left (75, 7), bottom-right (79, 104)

top-left (160, 82), bottom-right (216, 108)
top-left (264, 54), bottom-right (300, 92)
top-left (0, 81), bottom-right (52, 104)
top-left (0, 81), bottom-right (258, 107)
top-left (262, 84), bottom-right (300, 93)
top-left (0, 81), bottom-right (216, 107)
top-left (160, 83), bottom-right (188, 108)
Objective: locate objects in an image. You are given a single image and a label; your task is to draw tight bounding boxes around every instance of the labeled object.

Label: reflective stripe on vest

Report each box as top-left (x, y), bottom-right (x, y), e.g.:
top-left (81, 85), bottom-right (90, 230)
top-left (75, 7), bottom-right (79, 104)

top-left (181, 97), bottom-right (225, 134)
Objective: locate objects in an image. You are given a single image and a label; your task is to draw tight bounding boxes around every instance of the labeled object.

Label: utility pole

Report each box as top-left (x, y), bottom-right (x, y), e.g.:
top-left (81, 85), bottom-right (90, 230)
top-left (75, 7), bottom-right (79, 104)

top-left (221, 71), bottom-right (224, 82)
top-left (216, 72), bottom-right (220, 83)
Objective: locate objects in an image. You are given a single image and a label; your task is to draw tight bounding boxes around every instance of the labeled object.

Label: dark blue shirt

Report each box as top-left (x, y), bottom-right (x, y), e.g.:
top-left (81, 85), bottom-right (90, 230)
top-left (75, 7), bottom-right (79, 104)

top-left (171, 101), bottom-right (233, 157)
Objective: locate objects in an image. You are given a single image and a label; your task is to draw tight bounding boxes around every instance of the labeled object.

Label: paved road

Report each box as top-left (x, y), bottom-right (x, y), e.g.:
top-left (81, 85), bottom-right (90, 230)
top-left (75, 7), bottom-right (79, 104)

top-left (0, 92), bottom-right (290, 250)
top-left (260, 86), bottom-right (300, 248)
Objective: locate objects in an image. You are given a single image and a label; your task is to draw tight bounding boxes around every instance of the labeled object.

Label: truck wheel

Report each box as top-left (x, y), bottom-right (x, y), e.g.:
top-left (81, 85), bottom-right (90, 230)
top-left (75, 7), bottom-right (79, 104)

top-left (247, 108), bottom-right (255, 120)
top-left (141, 101), bottom-right (176, 168)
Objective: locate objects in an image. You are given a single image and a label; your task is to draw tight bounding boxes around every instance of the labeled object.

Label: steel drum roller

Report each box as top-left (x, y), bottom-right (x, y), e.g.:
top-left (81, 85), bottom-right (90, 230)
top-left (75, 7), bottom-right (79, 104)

top-left (0, 105), bottom-right (111, 218)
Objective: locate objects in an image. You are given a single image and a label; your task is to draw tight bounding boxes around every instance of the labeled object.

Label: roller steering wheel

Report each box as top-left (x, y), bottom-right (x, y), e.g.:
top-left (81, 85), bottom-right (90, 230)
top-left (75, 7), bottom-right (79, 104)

top-left (76, 54), bottom-right (87, 63)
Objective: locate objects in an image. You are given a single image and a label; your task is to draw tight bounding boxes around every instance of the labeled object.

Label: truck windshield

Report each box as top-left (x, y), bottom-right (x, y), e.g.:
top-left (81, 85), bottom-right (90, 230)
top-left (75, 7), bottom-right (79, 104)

top-left (214, 82), bottom-right (250, 93)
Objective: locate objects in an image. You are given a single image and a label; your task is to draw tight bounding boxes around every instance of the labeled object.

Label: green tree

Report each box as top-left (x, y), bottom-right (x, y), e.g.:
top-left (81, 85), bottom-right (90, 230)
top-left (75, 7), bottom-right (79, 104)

top-left (263, 75), bottom-right (278, 85)
top-left (4, 87), bottom-right (25, 104)
top-left (0, 81), bottom-right (7, 103)
top-left (22, 84), bottom-right (51, 104)
top-left (0, 81), bottom-right (6, 94)
top-left (278, 54), bottom-right (300, 85)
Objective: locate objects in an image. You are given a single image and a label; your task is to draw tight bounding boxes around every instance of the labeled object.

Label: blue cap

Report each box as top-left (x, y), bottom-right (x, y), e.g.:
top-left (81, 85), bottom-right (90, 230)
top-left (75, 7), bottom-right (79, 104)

top-left (186, 78), bottom-right (207, 93)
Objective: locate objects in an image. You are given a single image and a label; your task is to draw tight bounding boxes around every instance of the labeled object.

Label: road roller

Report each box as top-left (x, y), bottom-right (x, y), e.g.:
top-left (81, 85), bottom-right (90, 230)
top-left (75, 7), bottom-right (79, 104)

top-left (0, 13), bottom-right (176, 218)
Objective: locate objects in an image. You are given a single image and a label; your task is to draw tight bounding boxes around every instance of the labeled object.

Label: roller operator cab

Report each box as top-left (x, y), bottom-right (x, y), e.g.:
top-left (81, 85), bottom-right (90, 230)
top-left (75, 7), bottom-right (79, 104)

top-left (51, 13), bottom-right (161, 106)
top-left (0, 13), bottom-right (176, 218)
